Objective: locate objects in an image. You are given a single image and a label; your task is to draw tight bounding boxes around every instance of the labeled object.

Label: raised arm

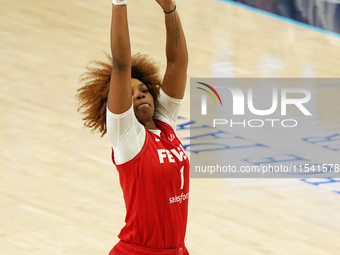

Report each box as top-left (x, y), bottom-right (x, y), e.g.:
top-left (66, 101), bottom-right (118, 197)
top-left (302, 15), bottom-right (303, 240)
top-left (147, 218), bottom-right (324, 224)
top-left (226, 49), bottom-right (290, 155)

top-left (156, 0), bottom-right (188, 99)
top-left (107, 1), bottom-right (132, 114)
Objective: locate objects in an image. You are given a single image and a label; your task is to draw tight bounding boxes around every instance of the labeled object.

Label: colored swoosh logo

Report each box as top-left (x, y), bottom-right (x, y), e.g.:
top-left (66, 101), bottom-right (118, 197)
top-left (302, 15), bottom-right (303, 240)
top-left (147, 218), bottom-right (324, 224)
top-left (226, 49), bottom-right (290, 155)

top-left (196, 82), bottom-right (223, 106)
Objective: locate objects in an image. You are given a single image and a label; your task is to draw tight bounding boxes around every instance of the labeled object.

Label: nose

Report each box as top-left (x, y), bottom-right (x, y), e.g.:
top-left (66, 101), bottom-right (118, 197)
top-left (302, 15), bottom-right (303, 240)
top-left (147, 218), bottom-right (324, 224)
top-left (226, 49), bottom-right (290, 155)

top-left (134, 90), bottom-right (145, 100)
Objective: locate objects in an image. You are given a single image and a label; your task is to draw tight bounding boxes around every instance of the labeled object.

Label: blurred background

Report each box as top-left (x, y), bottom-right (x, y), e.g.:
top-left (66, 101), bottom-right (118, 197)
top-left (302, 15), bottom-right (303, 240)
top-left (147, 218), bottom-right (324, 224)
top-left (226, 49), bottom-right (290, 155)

top-left (1, 0), bottom-right (340, 254)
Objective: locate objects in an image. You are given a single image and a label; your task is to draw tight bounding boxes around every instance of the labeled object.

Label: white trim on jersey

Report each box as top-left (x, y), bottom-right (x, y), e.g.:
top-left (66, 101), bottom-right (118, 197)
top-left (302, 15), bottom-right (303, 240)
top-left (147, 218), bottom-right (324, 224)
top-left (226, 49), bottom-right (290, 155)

top-left (106, 88), bottom-right (183, 165)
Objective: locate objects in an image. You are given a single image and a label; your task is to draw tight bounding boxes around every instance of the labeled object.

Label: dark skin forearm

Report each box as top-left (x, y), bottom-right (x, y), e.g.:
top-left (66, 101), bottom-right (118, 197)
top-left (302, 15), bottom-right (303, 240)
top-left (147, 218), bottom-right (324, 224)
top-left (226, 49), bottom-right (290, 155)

top-left (164, 6), bottom-right (188, 64)
top-left (110, 5), bottom-right (131, 68)
top-left (156, 0), bottom-right (188, 99)
top-left (107, 4), bottom-right (132, 114)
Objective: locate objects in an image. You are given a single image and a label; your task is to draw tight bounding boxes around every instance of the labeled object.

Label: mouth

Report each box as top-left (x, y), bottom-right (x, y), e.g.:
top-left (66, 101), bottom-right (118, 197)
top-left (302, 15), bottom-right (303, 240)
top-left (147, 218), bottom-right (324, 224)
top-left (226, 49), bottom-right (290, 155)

top-left (137, 102), bottom-right (151, 108)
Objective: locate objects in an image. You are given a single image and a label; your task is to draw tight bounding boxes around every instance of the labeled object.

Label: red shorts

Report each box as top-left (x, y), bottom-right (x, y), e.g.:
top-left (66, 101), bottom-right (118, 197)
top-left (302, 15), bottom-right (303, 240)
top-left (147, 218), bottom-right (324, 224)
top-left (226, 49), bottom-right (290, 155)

top-left (109, 240), bottom-right (189, 255)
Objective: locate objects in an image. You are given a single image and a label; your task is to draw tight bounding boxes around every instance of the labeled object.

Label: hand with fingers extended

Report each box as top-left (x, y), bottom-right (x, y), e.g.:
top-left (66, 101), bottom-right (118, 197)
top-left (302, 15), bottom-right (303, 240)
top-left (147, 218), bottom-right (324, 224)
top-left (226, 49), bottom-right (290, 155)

top-left (155, 0), bottom-right (176, 13)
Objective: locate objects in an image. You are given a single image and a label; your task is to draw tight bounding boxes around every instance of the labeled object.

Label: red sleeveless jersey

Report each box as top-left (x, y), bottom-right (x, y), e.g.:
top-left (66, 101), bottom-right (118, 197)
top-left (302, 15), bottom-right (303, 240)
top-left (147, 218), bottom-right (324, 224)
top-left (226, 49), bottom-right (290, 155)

top-left (112, 120), bottom-right (190, 249)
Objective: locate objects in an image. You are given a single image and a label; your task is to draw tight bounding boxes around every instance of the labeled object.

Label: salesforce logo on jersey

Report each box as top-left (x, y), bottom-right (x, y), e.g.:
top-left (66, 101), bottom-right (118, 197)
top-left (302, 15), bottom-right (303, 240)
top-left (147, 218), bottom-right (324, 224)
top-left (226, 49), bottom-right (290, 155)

top-left (189, 78), bottom-right (340, 178)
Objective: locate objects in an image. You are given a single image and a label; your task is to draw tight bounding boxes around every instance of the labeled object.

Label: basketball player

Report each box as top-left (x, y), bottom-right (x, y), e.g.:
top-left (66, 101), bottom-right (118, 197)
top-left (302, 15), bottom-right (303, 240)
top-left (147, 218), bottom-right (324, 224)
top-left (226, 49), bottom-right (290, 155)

top-left (77, 0), bottom-right (190, 254)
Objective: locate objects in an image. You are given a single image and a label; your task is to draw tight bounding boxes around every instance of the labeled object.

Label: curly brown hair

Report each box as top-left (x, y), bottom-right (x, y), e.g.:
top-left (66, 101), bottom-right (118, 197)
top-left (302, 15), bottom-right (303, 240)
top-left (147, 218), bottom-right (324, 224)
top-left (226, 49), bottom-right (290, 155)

top-left (77, 52), bottom-right (162, 137)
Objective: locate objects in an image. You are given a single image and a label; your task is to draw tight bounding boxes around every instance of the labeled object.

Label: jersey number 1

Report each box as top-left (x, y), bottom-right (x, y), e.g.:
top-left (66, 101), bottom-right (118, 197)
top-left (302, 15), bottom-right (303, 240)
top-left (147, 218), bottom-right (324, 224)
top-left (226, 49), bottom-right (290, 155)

top-left (180, 166), bottom-right (184, 190)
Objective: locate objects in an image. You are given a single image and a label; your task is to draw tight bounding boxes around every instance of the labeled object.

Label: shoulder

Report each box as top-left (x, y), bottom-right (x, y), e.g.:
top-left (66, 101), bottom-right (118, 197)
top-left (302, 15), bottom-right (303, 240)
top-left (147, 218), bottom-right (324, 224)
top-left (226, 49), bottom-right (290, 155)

top-left (154, 88), bottom-right (183, 131)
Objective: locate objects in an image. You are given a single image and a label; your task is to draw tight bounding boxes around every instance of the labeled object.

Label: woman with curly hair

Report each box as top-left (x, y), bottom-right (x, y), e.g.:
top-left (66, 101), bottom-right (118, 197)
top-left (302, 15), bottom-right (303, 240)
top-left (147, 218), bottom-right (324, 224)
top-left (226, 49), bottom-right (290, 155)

top-left (77, 0), bottom-right (190, 254)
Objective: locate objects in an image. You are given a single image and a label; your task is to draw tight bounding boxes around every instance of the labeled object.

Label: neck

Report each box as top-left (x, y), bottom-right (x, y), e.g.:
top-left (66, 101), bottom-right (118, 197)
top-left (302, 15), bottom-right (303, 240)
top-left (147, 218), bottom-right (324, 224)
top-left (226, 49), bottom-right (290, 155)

top-left (142, 119), bottom-right (157, 130)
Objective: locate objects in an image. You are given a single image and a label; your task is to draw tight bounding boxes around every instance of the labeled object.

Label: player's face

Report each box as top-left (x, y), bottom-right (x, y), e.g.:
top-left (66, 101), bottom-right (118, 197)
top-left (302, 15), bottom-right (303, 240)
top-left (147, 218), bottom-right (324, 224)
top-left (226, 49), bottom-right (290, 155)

top-left (131, 78), bottom-right (155, 124)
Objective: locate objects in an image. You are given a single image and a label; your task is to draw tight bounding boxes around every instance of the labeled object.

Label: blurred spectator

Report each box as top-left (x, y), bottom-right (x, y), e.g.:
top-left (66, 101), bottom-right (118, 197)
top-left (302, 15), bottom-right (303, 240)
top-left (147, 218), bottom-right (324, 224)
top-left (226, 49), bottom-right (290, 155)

top-left (235, 0), bottom-right (256, 7)
top-left (231, 0), bottom-right (340, 34)
top-left (276, 0), bottom-right (300, 19)
top-left (296, 0), bottom-right (340, 33)
top-left (255, 0), bottom-right (279, 14)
